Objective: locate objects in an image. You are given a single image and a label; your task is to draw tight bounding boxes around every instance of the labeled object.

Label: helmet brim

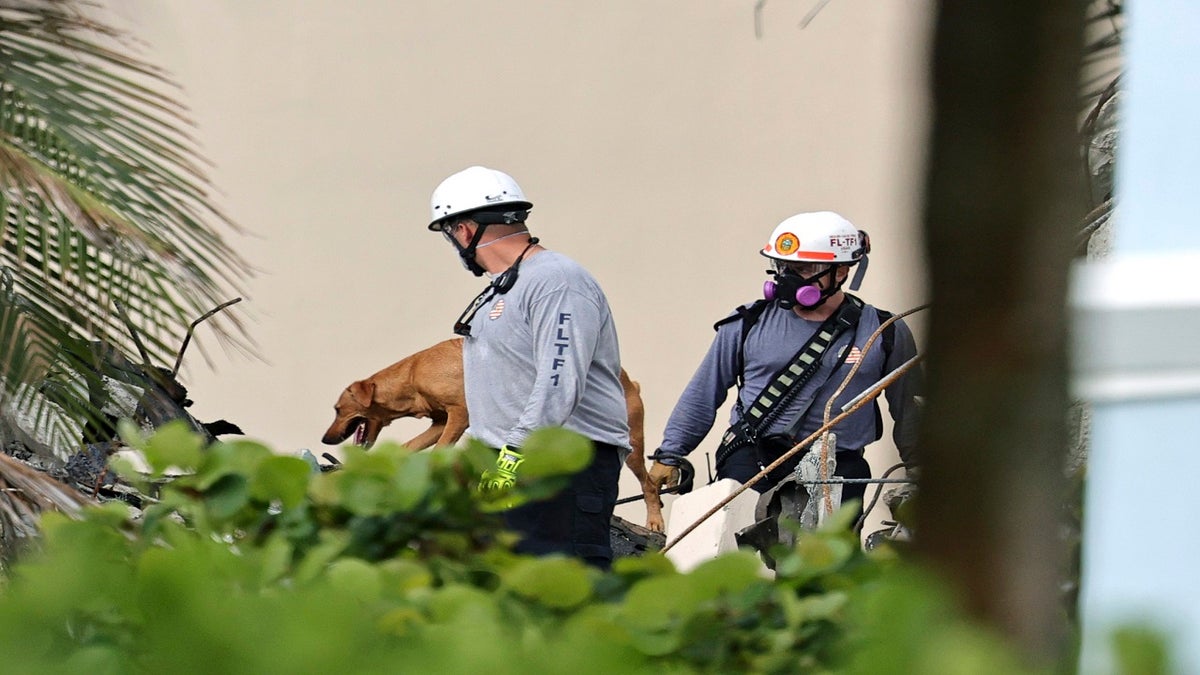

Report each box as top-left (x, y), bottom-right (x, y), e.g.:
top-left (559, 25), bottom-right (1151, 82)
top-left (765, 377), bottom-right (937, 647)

top-left (759, 249), bottom-right (859, 265)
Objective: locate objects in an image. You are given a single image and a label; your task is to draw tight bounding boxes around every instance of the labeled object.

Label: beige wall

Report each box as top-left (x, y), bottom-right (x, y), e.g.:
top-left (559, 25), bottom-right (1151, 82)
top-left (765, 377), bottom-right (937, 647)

top-left (109, 1), bottom-right (932, 527)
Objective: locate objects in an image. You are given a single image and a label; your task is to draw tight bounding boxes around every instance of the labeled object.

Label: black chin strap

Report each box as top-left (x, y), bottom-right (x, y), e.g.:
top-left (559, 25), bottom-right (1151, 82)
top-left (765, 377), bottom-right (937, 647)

top-left (458, 225), bottom-right (490, 277)
top-left (809, 269), bottom-right (846, 309)
top-left (455, 214), bottom-right (534, 277)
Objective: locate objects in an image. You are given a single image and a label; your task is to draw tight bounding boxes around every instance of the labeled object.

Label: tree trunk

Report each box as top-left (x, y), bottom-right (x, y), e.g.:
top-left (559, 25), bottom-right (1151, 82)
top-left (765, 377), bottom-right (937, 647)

top-left (915, 2), bottom-right (1086, 664)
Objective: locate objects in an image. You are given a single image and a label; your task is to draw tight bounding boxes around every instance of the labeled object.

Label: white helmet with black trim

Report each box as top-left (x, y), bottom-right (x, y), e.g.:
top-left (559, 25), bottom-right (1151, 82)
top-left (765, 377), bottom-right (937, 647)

top-left (428, 166), bottom-right (532, 231)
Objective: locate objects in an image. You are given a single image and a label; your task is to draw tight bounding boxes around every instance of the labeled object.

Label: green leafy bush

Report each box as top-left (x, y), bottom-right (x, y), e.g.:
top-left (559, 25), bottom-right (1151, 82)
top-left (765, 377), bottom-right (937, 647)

top-left (0, 423), bottom-right (1048, 674)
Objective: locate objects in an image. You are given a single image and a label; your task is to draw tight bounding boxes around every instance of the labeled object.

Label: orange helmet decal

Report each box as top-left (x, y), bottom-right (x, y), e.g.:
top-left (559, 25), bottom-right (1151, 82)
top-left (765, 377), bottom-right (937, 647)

top-left (774, 232), bottom-right (799, 256)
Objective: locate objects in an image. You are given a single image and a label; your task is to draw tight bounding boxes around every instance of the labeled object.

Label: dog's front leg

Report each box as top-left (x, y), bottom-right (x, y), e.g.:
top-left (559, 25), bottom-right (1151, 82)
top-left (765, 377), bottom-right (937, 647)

top-left (627, 453), bottom-right (666, 533)
top-left (642, 483), bottom-right (666, 533)
top-left (404, 422), bottom-right (446, 450)
top-left (620, 376), bottom-right (664, 532)
top-left (435, 406), bottom-right (469, 447)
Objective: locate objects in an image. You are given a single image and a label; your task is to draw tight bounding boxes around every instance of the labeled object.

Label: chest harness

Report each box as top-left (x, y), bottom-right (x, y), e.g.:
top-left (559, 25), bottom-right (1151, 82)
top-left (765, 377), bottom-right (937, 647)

top-left (713, 295), bottom-right (894, 468)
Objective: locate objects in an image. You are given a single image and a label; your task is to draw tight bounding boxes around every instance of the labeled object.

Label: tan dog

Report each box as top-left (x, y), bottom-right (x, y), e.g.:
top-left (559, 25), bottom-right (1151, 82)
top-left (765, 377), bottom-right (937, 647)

top-left (322, 338), bottom-right (667, 531)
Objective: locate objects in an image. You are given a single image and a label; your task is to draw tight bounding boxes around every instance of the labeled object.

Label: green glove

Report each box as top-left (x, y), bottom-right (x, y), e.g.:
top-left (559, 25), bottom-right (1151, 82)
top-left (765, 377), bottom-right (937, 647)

top-left (480, 445), bottom-right (524, 494)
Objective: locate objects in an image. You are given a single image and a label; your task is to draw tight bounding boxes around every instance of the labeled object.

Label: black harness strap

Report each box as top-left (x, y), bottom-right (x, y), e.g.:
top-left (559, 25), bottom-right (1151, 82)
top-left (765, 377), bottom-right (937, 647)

top-left (715, 299), bottom-right (770, 392)
top-left (713, 296), bottom-right (865, 461)
top-left (778, 305), bottom-right (898, 444)
top-left (716, 298), bottom-right (894, 397)
top-left (711, 295), bottom-right (909, 474)
top-left (742, 296), bottom-right (863, 433)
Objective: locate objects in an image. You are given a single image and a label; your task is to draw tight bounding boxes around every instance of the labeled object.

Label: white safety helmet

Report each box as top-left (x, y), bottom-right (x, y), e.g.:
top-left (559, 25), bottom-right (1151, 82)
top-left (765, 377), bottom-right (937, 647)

top-left (760, 211), bottom-right (869, 264)
top-left (428, 166), bottom-right (533, 231)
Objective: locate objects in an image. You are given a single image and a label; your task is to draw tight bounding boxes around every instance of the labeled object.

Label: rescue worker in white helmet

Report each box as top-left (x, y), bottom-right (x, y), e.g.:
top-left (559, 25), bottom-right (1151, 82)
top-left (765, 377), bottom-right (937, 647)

top-left (428, 165), bottom-right (631, 569)
top-left (646, 211), bottom-right (922, 527)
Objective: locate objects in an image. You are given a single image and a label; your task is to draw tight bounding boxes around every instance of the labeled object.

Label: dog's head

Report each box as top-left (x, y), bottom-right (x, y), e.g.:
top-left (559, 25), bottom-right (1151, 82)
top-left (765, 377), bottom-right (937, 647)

top-left (321, 380), bottom-right (388, 448)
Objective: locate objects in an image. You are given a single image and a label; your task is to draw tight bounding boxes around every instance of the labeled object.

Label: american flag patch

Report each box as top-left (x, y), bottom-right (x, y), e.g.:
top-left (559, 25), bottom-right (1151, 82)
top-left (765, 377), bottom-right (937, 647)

top-left (488, 298), bottom-right (505, 319)
top-left (844, 345), bottom-right (862, 364)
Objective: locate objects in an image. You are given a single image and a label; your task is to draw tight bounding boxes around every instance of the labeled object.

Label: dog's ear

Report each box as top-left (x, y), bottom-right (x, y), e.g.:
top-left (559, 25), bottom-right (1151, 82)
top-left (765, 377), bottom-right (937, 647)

top-left (347, 380), bottom-right (376, 407)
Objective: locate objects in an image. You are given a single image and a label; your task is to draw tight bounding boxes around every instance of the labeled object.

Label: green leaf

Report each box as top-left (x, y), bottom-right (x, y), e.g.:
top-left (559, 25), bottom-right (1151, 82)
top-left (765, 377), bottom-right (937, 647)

top-left (308, 470), bottom-right (342, 506)
top-left (626, 623), bottom-right (686, 657)
top-left (257, 534), bottom-right (294, 586)
top-left (391, 451), bottom-right (432, 511)
top-left (518, 427), bottom-right (594, 478)
top-left (191, 439), bottom-right (273, 491)
top-left (819, 500), bottom-right (864, 534)
top-left (620, 574), bottom-right (701, 656)
top-left (425, 584), bottom-right (500, 624)
top-left (203, 473), bottom-right (250, 520)
top-left (776, 532), bottom-right (856, 583)
top-left (249, 456), bottom-right (311, 508)
top-left (294, 532), bottom-right (351, 584)
top-left (502, 557), bottom-right (593, 609)
top-left (461, 440), bottom-right (500, 474)
top-left (117, 418), bottom-right (147, 450)
top-left (379, 607), bottom-right (426, 638)
top-left (338, 445), bottom-right (393, 475)
top-left (63, 645), bottom-right (125, 674)
top-left (80, 501), bottom-right (135, 530)
top-left (339, 472), bottom-right (391, 516)
top-left (106, 454), bottom-right (146, 484)
top-left (326, 559), bottom-right (383, 602)
top-left (685, 551), bottom-right (769, 597)
top-left (612, 551), bottom-right (678, 578)
top-left (142, 420), bottom-right (205, 474)
top-left (500, 475), bottom-right (571, 508)
top-left (377, 559), bottom-right (435, 593)
top-left (1112, 624), bottom-right (1173, 675)
top-left (792, 590), bottom-right (849, 623)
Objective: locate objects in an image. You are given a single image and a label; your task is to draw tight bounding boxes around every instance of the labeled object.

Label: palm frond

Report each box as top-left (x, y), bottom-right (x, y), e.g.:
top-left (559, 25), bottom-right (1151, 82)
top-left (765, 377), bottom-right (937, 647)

top-left (0, 0), bottom-right (255, 458)
top-left (0, 449), bottom-right (88, 567)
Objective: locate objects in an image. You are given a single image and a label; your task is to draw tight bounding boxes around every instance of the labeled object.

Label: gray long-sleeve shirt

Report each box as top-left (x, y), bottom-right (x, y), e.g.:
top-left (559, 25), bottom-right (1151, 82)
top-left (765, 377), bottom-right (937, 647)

top-left (461, 250), bottom-right (631, 452)
top-left (658, 297), bottom-right (921, 462)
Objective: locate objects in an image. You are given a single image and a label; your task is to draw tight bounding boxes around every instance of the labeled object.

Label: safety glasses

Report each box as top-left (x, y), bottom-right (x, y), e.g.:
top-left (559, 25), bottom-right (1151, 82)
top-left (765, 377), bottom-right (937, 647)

top-left (780, 261), bottom-right (831, 277)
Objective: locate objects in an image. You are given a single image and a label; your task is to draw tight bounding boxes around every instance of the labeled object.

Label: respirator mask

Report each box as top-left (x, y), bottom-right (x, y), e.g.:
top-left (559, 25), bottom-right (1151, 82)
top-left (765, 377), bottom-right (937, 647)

top-left (763, 263), bottom-right (839, 310)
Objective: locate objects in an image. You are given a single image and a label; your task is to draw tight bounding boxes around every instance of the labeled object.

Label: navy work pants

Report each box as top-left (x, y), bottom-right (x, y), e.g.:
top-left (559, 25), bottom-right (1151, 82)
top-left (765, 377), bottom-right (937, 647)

top-left (502, 441), bottom-right (621, 570)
